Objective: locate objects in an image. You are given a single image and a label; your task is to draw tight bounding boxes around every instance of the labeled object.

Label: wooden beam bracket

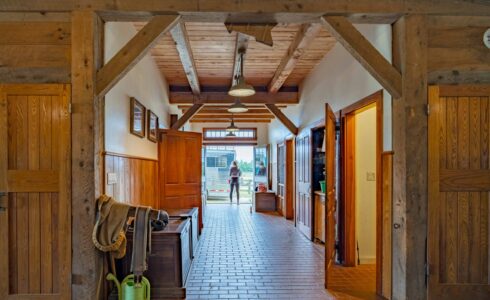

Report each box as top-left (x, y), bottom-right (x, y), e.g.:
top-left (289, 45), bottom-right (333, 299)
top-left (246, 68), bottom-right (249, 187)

top-left (95, 14), bottom-right (180, 97)
top-left (226, 23), bottom-right (276, 47)
top-left (265, 104), bottom-right (298, 135)
top-left (321, 15), bottom-right (402, 98)
top-left (171, 103), bottom-right (203, 130)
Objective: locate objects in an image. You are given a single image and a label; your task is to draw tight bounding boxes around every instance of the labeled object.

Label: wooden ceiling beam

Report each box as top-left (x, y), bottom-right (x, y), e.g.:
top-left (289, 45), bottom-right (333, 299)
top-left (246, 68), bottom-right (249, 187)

top-left (171, 103), bottom-right (203, 130)
top-left (3, 1), bottom-right (490, 18)
top-left (265, 104), bottom-right (298, 135)
top-left (169, 21), bottom-right (200, 94)
top-left (268, 23), bottom-right (321, 93)
top-left (95, 14), bottom-right (180, 97)
top-left (321, 15), bottom-right (402, 98)
top-left (186, 108), bottom-right (275, 114)
top-left (195, 114), bottom-right (275, 119)
top-left (178, 104), bottom-right (286, 109)
top-left (190, 119), bottom-right (271, 123)
top-left (170, 90), bottom-right (298, 104)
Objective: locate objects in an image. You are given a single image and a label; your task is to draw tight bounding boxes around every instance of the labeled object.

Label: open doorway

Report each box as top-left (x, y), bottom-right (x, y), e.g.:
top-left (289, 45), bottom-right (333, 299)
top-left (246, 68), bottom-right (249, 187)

top-left (204, 145), bottom-right (254, 204)
top-left (327, 91), bottom-right (386, 299)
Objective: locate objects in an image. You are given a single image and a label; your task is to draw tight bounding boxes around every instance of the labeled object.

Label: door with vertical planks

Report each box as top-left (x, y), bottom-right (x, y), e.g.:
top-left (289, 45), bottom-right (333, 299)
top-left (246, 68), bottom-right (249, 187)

top-left (0, 84), bottom-right (71, 299)
top-left (159, 129), bottom-right (203, 230)
top-left (324, 103), bottom-right (337, 288)
top-left (296, 130), bottom-right (312, 240)
top-left (428, 85), bottom-right (490, 299)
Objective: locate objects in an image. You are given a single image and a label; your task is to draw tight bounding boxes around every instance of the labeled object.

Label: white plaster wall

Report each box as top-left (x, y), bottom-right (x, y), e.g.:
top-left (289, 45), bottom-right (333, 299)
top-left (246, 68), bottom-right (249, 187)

top-left (190, 122), bottom-right (269, 145)
top-left (269, 24), bottom-right (392, 192)
top-left (104, 22), bottom-right (179, 159)
top-left (355, 106), bottom-right (377, 264)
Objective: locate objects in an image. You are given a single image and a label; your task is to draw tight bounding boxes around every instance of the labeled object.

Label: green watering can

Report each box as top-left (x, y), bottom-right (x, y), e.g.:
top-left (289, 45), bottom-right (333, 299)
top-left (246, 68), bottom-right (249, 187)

top-left (107, 273), bottom-right (151, 300)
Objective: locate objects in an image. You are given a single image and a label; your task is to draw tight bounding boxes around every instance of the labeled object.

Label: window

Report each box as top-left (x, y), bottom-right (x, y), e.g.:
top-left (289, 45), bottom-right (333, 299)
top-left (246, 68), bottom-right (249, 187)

top-left (203, 128), bottom-right (257, 144)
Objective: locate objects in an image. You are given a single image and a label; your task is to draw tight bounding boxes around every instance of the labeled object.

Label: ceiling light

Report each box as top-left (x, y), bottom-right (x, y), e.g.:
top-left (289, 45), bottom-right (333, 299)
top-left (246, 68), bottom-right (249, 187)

top-left (228, 76), bottom-right (256, 97)
top-left (228, 99), bottom-right (249, 113)
top-left (228, 49), bottom-right (255, 97)
top-left (226, 131), bottom-right (236, 137)
top-left (226, 117), bottom-right (239, 132)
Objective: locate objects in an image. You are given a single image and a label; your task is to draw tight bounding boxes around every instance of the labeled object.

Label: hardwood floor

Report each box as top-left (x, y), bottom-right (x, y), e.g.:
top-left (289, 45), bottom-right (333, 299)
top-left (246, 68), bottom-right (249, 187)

top-left (186, 204), bottom-right (377, 299)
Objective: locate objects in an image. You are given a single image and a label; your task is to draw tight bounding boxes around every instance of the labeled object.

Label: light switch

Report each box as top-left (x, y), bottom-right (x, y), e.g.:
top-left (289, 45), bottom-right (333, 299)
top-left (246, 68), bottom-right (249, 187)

top-left (107, 172), bottom-right (117, 185)
top-left (366, 172), bottom-right (376, 181)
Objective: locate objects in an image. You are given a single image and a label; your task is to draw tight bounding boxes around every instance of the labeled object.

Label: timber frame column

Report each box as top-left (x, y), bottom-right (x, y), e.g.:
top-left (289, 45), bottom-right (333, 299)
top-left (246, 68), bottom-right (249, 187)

top-left (392, 15), bottom-right (428, 300)
top-left (71, 10), bottom-right (104, 300)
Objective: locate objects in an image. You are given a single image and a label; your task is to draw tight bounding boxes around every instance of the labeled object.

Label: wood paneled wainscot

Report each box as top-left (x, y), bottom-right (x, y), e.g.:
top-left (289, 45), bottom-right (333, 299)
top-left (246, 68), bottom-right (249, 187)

top-left (314, 191), bottom-right (326, 243)
top-left (104, 152), bottom-right (159, 208)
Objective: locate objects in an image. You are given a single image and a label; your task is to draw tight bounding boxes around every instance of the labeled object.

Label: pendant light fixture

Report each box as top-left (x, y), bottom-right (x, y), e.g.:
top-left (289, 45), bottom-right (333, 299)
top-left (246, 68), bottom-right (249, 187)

top-left (226, 114), bottom-right (239, 132)
top-left (228, 48), bottom-right (255, 98)
top-left (226, 131), bottom-right (236, 137)
top-left (228, 98), bottom-right (249, 113)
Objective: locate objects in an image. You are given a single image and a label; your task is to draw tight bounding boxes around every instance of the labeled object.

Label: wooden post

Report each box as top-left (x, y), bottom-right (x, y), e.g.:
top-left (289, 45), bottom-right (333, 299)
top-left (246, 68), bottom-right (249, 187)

top-left (71, 10), bottom-right (104, 300)
top-left (391, 14), bottom-right (428, 300)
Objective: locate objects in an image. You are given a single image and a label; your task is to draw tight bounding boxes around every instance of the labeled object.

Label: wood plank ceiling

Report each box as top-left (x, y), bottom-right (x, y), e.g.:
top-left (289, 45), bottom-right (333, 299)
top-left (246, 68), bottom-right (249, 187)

top-left (134, 22), bottom-right (336, 123)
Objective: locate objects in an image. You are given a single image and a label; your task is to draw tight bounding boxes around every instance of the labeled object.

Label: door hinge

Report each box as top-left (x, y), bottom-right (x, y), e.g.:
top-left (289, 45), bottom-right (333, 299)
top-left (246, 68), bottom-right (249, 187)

top-left (426, 104), bottom-right (430, 116)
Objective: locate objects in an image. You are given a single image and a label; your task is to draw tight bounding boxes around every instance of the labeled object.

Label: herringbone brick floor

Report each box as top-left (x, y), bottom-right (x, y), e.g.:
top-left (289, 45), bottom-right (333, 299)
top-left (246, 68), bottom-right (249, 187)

top-left (186, 204), bottom-right (376, 300)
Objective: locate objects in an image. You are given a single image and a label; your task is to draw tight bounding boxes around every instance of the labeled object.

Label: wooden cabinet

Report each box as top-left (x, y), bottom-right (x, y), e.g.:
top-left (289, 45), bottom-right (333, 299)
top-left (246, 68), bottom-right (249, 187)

top-left (314, 191), bottom-right (326, 243)
top-left (165, 207), bottom-right (199, 259)
top-left (254, 191), bottom-right (276, 212)
top-left (119, 218), bottom-right (192, 299)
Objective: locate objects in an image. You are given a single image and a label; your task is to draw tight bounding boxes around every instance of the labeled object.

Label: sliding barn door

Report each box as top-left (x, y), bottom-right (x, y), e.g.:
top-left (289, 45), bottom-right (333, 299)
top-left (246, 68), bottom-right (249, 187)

top-left (0, 84), bottom-right (71, 299)
top-left (325, 103), bottom-right (337, 288)
top-left (159, 130), bottom-right (203, 230)
top-left (296, 131), bottom-right (312, 240)
top-left (428, 85), bottom-right (490, 299)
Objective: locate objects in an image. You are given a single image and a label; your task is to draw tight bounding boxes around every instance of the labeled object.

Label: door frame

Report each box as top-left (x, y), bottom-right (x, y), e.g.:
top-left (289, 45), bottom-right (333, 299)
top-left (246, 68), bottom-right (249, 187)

top-left (338, 90), bottom-right (384, 295)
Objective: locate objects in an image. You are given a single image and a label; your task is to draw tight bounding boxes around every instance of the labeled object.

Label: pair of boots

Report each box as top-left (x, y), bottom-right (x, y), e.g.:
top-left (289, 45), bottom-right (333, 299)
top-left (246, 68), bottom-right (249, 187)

top-left (230, 199), bottom-right (240, 205)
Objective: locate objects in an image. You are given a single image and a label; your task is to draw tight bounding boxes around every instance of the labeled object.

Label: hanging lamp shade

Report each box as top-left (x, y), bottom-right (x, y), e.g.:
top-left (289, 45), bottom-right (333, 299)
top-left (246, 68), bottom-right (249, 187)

top-left (226, 131), bottom-right (236, 137)
top-left (228, 98), bottom-right (249, 113)
top-left (228, 76), bottom-right (255, 97)
top-left (226, 118), bottom-right (239, 132)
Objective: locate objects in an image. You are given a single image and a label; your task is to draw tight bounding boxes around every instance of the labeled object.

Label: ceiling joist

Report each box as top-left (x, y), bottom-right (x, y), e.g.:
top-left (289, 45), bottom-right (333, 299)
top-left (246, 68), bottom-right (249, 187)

top-left (170, 90), bottom-right (298, 104)
top-left (190, 119), bottom-right (271, 123)
top-left (194, 114), bottom-right (274, 119)
top-left (184, 108), bottom-right (275, 114)
top-left (96, 15), bottom-right (180, 98)
top-left (268, 23), bottom-right (322, 93)
top-left (170, 21), bottom-right (200, 94)
top-left (321, 15), bottom-right (402, 98)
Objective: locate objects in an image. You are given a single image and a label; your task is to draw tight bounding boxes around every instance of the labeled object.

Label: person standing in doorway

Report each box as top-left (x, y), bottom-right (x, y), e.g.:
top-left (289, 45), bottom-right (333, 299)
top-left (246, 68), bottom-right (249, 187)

top-left (229, 160), bottom-right (242, 204)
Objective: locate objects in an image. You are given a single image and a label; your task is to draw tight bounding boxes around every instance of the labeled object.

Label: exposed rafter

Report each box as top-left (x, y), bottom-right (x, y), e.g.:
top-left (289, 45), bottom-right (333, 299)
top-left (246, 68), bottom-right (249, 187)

top-left (268, 23), bottom-right (322, 93)
top-left (190, 119), bottom-right (271, 123)
top-left (171, 103), bottom-right (203, 130)
top-left (96, 15), bottom-right (180, 97)
top-left (194, 114), bottom-right (274, 119)
top-left (321, 15), bottom-right (402, 98)
top-left (170, 21), bottom-right (200, 94)
top-left (265, 104), bottom-right (298, 135)
top-left (170, 90), bottom-right (298, 104)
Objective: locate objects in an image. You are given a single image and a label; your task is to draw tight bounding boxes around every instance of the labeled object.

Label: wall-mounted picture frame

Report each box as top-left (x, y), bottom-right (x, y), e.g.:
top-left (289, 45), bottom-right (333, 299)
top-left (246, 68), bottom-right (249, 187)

top-left (130, 97), bottom-right (146, 138)
top-left (147, 110), bottom-right (159, 142)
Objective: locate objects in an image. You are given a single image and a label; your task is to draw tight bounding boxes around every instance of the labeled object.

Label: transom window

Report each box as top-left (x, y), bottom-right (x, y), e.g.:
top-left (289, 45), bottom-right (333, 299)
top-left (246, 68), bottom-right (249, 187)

top-left (203, 128), bottom-right (257, 139)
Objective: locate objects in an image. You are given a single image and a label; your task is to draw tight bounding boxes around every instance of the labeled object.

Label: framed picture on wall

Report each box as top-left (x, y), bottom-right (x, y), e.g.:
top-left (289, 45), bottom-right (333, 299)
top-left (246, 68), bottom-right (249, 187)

top-left (147, 110), bottom-right (159, 142)
top-left (130, 97), bottom-right (146, 138)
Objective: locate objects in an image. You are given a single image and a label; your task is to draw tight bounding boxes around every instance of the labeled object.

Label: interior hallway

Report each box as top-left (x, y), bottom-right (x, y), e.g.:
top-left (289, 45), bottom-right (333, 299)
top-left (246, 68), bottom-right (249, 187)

top-left (186, 205), bottom-right (375, 300)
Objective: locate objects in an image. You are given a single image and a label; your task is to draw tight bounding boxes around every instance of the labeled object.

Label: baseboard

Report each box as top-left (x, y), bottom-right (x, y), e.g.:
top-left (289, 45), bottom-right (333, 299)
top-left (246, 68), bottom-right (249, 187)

top-left (359, 256), bottom-right (376, 264)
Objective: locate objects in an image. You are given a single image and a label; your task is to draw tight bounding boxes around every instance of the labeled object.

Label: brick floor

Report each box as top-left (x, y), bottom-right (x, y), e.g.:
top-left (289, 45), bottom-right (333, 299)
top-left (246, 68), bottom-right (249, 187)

top-left (186, 204), bottom-right (376, 300)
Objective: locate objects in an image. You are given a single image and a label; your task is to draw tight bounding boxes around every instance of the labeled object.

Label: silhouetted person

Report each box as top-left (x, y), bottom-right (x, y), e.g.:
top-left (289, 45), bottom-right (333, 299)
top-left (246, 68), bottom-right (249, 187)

top-left (229, 160), bottom-right (242, 204)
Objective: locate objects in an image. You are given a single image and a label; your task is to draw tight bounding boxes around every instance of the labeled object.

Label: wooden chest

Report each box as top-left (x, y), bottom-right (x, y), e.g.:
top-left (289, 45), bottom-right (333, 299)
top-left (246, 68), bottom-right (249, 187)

top-left (255, 191), bottom-right (277, 212)
top-left (164, 207), bottom-right (199, 259)
top-left (119, 218), bottom-right (192, 299)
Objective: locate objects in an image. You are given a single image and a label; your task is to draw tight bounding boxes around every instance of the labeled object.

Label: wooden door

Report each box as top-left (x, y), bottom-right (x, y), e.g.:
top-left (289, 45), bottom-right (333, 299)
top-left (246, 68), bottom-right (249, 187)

top-left (0, 84), bottom-right (71, 299)
top-left (285, 139), bottom-right (294, 220)
top-left (159, 130), bottom-right (203, 230)
top-left (325, 103), bottom-right (337, 288)
top-left (296, 131), bottom-right (312, 240)
top-left (428, 85), bottom-right (490, 299)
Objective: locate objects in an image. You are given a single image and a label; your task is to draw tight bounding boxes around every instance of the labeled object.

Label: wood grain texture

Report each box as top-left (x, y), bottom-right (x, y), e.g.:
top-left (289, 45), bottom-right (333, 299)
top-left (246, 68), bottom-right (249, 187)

top-left (428, 85), bottom-right (490, 299)
top-left (0, 84), bottom-right (70, 299)
top-left (170, 90), bottom-right (298, 104)
top-left (104, 153), bottom-right (159, 208)
top-left (381, 151), bottom-right (393, 299)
